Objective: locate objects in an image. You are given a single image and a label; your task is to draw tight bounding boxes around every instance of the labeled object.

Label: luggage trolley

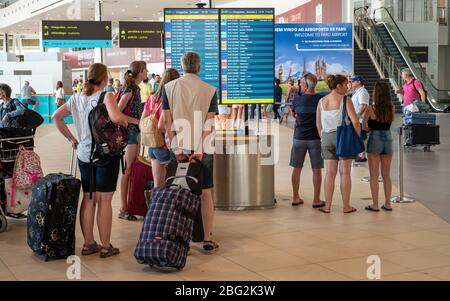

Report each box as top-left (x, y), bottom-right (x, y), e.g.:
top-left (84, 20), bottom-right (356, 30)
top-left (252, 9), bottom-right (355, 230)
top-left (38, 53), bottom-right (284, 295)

top-left (0, 128), bottom-right (35, 233)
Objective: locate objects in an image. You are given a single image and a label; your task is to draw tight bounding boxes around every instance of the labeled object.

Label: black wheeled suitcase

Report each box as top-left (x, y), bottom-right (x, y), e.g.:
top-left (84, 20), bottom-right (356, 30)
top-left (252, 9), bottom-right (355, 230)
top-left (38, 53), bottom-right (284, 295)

top-left (403, 124), bottom-right (440, 146)
top-left (27, 149), bottom-right (81, 261)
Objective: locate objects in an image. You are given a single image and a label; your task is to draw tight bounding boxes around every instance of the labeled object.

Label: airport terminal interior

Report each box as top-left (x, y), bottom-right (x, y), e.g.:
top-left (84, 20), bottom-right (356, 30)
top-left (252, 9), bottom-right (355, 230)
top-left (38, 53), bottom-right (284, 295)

top-left (1, 0), bottom-right (450, 282)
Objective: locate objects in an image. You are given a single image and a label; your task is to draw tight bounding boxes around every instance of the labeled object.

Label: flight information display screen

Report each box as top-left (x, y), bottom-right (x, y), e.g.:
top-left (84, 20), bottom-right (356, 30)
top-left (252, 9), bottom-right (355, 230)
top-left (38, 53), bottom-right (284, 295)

top-left (220, 9), bottom-right (275, 104)
top-left (164, 9), bottom-right (220, 93)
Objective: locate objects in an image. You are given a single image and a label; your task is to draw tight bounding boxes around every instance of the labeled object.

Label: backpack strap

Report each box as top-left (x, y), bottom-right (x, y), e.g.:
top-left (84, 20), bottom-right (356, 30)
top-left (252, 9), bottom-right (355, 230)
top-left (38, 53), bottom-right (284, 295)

top-left (97, 91), bottom-right (107, 105)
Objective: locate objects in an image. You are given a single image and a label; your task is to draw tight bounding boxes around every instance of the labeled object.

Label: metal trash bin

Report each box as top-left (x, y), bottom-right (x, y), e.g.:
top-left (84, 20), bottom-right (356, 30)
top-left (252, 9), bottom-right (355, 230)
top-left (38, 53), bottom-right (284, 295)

top-left (213, 134), bottom-right (275, 210)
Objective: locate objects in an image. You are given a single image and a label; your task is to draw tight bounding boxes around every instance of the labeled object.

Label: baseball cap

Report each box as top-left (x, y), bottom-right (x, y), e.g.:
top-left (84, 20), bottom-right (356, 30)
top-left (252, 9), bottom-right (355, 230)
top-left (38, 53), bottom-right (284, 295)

top-left (351, 75), bottom-right (364, 83)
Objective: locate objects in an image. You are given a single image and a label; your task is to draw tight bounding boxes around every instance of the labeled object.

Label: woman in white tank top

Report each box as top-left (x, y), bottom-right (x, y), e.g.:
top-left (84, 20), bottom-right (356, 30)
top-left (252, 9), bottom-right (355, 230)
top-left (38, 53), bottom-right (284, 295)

top-left (316, 75), bottom-right (361, 214)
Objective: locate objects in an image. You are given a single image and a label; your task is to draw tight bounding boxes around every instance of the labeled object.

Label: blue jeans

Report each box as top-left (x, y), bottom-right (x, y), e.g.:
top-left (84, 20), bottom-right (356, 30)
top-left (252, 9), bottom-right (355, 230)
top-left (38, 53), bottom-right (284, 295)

top-left (250, 104), bottom-right (262, 120)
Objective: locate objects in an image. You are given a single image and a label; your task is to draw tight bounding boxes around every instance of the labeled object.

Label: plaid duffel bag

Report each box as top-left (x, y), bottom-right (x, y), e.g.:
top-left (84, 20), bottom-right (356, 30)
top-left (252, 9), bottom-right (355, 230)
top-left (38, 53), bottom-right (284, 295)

top-left (134, 186), bottom-right (200, 270)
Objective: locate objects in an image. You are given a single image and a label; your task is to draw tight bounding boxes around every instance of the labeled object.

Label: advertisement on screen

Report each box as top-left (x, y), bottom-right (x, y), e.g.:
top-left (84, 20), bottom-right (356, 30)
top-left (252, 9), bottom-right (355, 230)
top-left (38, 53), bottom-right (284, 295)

top-left (275, 23), bottom-right (353, 94)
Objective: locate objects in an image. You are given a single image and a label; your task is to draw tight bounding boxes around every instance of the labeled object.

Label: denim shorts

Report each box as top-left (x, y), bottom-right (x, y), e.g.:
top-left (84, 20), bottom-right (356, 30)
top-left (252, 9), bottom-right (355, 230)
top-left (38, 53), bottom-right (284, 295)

top-left (321, 131), bottom-right (357, 161)
top-left (127, 126), bottom-right (140, 145)
top-left (78, 157), bottom-right (120, 193)
top-left (290, 139), bottom-right (324, 169)
top-left (367, 130), bottom-right (394, 155)
top-left (148, 147), bottom-right (172, 165)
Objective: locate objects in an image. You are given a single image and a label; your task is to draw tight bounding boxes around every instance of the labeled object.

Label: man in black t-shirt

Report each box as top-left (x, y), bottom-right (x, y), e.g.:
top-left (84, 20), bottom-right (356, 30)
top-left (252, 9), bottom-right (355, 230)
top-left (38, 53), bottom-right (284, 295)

top-left (290, 74), bottom-right (325, 208)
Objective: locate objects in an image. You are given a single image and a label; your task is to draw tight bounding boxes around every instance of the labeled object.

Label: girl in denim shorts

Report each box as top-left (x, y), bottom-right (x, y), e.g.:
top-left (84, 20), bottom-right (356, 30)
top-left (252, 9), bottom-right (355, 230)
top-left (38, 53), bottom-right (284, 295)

top-left (363, 81), bottom-right (395, 213)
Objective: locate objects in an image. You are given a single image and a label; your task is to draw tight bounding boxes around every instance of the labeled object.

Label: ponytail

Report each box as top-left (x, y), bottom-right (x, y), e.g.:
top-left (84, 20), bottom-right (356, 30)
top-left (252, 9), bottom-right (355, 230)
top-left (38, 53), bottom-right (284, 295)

top-left (124, 61), bottom-right (147, 93)
top-left (84, 63), bottom-right (108, 96)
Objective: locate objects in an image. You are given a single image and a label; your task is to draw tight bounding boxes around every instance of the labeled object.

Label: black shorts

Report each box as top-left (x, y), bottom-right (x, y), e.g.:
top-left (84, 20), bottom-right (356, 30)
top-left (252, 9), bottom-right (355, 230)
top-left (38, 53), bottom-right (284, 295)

top-left (78, 157), bottom-right (120, 193)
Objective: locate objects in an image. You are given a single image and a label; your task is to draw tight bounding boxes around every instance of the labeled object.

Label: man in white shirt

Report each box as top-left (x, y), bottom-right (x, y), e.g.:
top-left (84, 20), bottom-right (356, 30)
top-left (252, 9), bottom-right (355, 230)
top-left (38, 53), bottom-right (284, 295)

top-left (350, 75), bottom-right (370, 162)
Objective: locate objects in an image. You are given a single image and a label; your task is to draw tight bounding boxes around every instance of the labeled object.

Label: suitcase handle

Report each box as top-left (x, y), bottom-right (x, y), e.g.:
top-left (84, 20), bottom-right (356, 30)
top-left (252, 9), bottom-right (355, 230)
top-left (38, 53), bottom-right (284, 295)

top-left (70, 147), bottom-right (78, 177)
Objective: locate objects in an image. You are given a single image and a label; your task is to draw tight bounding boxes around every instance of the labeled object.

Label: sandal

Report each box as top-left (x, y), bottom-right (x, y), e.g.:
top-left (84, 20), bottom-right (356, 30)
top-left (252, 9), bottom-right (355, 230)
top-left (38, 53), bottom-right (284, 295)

top-left (365, 205), bottom-right (380, 212)
top-left (81, 242), bottom-right (101, 256)
top-left (100, 244), bottom-right (120, 258)
top-left (203, 240), bottom-right (219, 254)
top-left (381, 205), bottom-right (393, 212)
top-left (312, 201), bottom-right (326, 209)
top-left (118, 210), bottom-right (138, 221)
top-left (292, 199), bottom-right (304, 206)
top-left (344, 207), bottom-right (358, 214)
top-left (318, 208), bottom-right (331, 214)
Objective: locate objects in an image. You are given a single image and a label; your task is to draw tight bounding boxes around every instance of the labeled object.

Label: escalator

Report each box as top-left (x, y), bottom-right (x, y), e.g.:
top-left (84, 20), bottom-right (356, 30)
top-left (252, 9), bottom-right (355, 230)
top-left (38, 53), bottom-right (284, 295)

top-left (355, 7), bottom-right (450, 112)
top-left (374, 24), bottom-right (408, 70)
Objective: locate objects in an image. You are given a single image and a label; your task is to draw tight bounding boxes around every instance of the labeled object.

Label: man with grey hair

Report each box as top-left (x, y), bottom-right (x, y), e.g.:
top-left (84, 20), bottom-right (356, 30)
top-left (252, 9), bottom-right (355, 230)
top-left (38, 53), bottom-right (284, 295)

top-left (290, 73), bottom-right (325, 208)
top-left (162, 51), bottom-right (219, 254)
top-left (396, 68), bottom-right (426, 107)
top-left (21, 80), bottom-right (38, 110)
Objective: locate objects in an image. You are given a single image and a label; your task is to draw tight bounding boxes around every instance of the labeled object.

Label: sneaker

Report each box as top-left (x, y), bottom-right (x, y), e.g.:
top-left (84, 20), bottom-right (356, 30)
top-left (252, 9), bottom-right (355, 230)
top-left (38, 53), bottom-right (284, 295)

top-left (202, 240), bottom-right (219, 254)
top-left (355, 157), bottom-right (367, 163)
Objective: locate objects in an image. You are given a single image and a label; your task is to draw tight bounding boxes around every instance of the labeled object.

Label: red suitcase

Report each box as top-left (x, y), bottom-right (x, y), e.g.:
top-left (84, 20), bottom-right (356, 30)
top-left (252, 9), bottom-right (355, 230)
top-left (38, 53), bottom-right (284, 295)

top-left (127, 160), bottom-right (153, 217)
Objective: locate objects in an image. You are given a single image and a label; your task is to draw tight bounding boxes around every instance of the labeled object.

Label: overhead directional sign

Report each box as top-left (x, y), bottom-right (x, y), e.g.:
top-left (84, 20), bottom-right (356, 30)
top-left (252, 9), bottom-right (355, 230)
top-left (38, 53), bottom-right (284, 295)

top-left (42, 21), bottom-right (112, 48)
top-left (119, 22), bottom-right (163, 48)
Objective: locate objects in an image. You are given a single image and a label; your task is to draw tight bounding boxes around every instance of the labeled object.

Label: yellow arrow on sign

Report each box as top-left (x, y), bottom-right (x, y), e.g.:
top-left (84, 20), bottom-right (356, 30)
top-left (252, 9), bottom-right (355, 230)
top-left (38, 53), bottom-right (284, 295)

top-left (121, 30), bottom-right (126, 35)
top-left (105, 25), bottom-right (110, 31)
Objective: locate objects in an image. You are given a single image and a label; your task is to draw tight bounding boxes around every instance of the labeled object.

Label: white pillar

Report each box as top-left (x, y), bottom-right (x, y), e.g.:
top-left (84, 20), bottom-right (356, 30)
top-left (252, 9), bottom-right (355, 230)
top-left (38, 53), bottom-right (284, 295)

top-left (342, 0), bottom-right (355, 23)
top-left (94, 0), bottom-right (104, 63)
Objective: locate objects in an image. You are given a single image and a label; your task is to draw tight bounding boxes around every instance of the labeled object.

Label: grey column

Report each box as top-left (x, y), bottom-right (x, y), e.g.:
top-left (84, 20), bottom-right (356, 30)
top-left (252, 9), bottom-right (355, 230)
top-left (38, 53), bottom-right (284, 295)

top-left (94, 0), bottom-right (104, 63)
top-left (3, 33), bottom-right (8, 52)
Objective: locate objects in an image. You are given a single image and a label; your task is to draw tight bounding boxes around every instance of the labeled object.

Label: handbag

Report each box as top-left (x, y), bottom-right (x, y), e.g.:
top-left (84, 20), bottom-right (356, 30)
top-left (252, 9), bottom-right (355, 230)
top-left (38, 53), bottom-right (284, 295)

top-left (57, 98), bottom-right (66, 107)
top-left (12, 100), bottom-right (44, 129)
top-left (336, 96), bottom-right (365, 157)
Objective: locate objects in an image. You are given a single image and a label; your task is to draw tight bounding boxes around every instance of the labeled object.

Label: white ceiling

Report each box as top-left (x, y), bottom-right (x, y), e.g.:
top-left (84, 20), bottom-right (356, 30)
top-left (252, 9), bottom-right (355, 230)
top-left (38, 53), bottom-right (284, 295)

top-left (1, 0), bottom-right (305, 36)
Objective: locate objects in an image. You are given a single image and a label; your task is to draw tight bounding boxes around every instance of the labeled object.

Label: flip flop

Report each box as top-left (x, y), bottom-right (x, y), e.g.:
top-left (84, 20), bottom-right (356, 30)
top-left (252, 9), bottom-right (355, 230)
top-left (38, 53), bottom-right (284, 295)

top-left (312, 201), bottom-right (326, 209)
top-left (318, 208), bottom-right (331, 214)
top-left (365, 205), bottom-right (380, 212)
top-left (381, 205), bottom-right (393, 212)
top-left (344, 207), bottom-right (358, 214)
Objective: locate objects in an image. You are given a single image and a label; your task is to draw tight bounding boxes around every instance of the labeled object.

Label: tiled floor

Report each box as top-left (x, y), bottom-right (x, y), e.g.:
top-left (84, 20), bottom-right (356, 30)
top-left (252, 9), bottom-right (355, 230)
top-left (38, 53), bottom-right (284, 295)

top-left (1, 122), bottom-right (450, 281)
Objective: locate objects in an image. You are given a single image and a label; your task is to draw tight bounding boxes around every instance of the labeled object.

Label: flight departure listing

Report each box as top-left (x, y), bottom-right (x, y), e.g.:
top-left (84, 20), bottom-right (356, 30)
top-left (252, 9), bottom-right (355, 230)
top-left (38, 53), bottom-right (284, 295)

top-left (220, 9), bottom-right (275, 104)
top-left (42, 21), bottom-right (112, 48)
top-left (164, 9), bottom-right (220, 92)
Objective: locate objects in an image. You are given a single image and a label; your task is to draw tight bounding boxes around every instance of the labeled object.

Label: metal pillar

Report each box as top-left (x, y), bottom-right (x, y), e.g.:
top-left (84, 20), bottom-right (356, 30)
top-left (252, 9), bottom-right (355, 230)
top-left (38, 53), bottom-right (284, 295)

top-left (391, 127), bottom-right (416, 203)
top-left (94, 0), bottom-right (104, 64)
top-left (3, 33), bottom-right (8, 52)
